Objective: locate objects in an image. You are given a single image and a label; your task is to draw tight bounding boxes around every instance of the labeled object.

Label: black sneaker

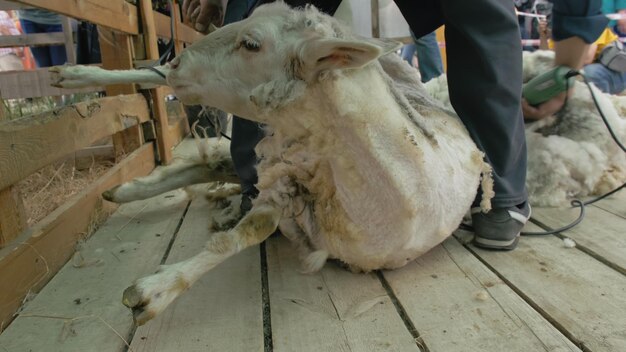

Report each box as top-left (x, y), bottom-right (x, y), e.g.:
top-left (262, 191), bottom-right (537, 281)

top-left (471, 202), bottom-right (531, 250)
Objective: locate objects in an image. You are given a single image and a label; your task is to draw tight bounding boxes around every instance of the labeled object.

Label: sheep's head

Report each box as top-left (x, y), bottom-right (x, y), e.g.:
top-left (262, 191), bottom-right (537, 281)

top-left (166, 3), bottom-right (400, 122)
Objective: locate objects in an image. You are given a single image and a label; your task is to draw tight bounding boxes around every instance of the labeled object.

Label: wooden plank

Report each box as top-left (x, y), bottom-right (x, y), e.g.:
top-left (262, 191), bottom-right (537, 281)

top-left (0, 0), bottom-right (29, 10)
top-left (267, 237), bottom-right (419, 352)
top-left (61, 17), bottom-right (76, 64)
top-left (140, 0), bottom-right (161, 64)
top-left (0, 33), bottom-right (65, 48)
top-left (98, 26), bottom-right (143, 161)
top-left (0, 143), bottom-right (155, 332)
top-left (0, 93), bottom-right (27, 249)
top-left (457, 222), bottom-right (626, 352)
top-left (154, 11), bottom-right (203, 44)
top-left (0, 189), bottom-right (189, 351)
top-left (0, 186), bottom-right (26, 249)
top-left (131, 197), bottom-right (264, 352)
top-left (112, 125), bottom-right (143, 162)
top-left (168, 116), bottom-right (189, 149)
top-left (0, 68), bottom-right (102, 100)
top-left (70, 145), bottom-right (115, 170)
top-left (0, 94), bottom-right (150, 191)
top-left (151, 87), bottom-right (175, 163)
top-left (98, 28), bottom-right (137, 96)
top-left (592, 191), bottom-right (626, 219)
top-left (140, 0), bottom-right (174, 164)
top-left (531, 205), bottom-right (626, 273)
top-left (171, 3), bottom-right (186, 55)
top-left (370, 0), bottom-right (379, 38)
top-left (383, 238), bottom-right (580, 352)
top-left (9, 0), bottom-right (139, 35)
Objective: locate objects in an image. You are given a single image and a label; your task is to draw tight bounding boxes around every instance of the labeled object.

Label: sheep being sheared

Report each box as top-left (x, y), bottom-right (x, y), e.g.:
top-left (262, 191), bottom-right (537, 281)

top-left (424, 50), bottom-right (626, 207)
top-left (51, 3), bottom-right (492, 325)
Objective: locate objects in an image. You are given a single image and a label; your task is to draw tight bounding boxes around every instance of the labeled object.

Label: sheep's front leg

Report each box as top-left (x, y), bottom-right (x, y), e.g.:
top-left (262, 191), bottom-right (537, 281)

top-left (122, 203), bottom-right (281, 325)
top-left (104, 153), bottom-right (238, 203)
top-left (50, 65), bottom-right (169, 89)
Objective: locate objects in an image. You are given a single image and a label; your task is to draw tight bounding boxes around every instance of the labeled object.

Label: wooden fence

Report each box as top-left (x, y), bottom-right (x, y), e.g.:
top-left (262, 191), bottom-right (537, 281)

top-left (0, 0), bottom-right (202, 331)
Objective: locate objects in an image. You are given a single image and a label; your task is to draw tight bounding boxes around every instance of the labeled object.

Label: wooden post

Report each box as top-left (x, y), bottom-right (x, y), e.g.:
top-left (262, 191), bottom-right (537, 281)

top-left (0, 187), bottom-right (27, 248)
top-left (0, 91), bottom-right (27, 248)
top-left (112, 124), bottom-right (143, 161)
top-left (371, 0), bottom-right (380, 38)
top-left (98, 28), bottom-right (144, 161)
top-left (98, 28), bottom-right (137, 96)
top-left (172, 1), bottom-right (185, 55)
top-left (140, 0), bottom-right (174, 164)
top-left (61, 16), bottom-right (76, 64)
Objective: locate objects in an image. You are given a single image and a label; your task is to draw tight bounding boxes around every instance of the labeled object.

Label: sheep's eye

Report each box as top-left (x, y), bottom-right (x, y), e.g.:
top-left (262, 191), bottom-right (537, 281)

top-left (241, 39), bottom-right (261, 52)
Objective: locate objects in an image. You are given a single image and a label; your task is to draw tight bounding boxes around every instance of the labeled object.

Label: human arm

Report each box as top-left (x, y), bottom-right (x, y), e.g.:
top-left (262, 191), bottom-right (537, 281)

top-left (538, 19), bottom-right (551, 50)
top-left (182, 0), bottom-right (228, 32)
top-left (522, 0), bottom-right (606, 120)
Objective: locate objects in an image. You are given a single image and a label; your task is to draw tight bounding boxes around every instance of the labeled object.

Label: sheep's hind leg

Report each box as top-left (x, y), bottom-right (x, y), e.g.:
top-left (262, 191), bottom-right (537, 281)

top-left (122, 203), bottom-right (282, 325)
top-left (103, 151), bottom-right (239, 203)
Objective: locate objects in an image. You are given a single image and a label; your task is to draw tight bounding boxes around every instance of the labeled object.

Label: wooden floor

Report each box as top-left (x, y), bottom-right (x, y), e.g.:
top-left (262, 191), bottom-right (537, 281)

top-left (1, 139), bottom-right (625, 352)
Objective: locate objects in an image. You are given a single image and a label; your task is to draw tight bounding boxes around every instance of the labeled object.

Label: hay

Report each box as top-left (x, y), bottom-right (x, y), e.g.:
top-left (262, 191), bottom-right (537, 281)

top-left (17, 156), bottom-right (115, 227)
top-left (17, 314), bottom-right (135, 351)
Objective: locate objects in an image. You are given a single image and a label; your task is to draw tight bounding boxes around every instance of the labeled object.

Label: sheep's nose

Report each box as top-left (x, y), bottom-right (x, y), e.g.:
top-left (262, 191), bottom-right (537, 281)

top-left (170, 57), bottom-right (181, 70)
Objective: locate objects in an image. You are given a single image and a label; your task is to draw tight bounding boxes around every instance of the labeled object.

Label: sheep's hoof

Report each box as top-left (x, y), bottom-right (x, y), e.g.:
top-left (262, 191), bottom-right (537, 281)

top-left (122, 285), bottom-right (156, 326)
top-left (121, 266), bottom-right (190, 325)
top-left (102, 185), bottom-right (120, 202)
top-left (122, 285), bottom-right (143, 308)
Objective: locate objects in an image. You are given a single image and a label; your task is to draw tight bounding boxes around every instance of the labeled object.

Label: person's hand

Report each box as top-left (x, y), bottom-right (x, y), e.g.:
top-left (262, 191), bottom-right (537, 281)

top-left (522, 90), bottom-right (571, 120)
top-left (182, 0), bottom-right (224, 33)
top-left (538, 20), bottom-right (549, 38)
top-left (537, 19), bottom-right (551, 50)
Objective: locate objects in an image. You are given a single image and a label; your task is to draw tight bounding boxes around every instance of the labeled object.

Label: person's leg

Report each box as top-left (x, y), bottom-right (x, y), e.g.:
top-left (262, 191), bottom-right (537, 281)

top-left (444, 0), bottom-right (529, 249)
top-left (230, 117), bottom-right (265, 210)
top-left (222, 0), bottom-right (266, 211)
top-left (400, 43), bottom-right (417, 66)
top-left (396, 0), bottom-right (529, 249)
top-left (20, 19), bottom-right (51, 68)
top-left (442, 0), bottom-right (527, 209)
top-left (616, 72), bottom-right (626, 94)
top-left (44, 23), bottom-right (67, 66)
top-left (414, 31), bottom-right (443, 82)
top-left (583, 63), bottom-right (615, 93)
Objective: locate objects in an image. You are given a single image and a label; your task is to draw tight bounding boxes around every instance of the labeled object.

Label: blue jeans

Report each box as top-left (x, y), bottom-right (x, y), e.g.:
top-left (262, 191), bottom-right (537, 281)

top-left (400, 43), bottom-right (416, 65)
top-left (583, 63), bottom-right (626, 94)
top-left (19, 19), bottom-right (67, 67)
top-left (400, 31), bottom-right (443, 83)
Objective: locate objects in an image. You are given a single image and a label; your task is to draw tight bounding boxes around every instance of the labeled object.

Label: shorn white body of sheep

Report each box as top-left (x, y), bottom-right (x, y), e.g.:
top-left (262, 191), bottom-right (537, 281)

top-left (51, 3), bottom-right (492, 325)
top-left (425, 50), bottom-right (626, 207)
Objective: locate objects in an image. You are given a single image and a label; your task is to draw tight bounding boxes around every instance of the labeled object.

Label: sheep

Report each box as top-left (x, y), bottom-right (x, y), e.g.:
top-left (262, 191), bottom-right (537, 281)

top-left (50, 3), bottom-right (493, 325)
top-left (424, 50), bottom-right (626, 207)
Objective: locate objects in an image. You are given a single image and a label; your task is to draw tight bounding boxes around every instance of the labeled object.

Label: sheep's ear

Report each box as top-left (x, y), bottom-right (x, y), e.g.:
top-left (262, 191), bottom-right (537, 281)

top-left (300, 37), bottom-right (401, 77)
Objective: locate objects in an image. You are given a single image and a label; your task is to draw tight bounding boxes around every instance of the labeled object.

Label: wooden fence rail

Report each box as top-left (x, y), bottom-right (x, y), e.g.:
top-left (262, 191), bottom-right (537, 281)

top-left (0, 0), bottom-right (202, 331)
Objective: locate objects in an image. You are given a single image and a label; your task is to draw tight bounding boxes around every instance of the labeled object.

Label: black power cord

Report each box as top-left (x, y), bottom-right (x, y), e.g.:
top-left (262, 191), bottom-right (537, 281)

top-left (520, 69), bottom-right (626, 236)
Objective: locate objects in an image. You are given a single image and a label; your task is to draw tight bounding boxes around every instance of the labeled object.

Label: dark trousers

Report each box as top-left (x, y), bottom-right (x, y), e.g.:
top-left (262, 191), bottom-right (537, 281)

top-left (223, 0), bottom-right (265, 196)
top-left (395, 0), bottom-right (528, 208)
top-left (19, 20), bottom-right (67, 67)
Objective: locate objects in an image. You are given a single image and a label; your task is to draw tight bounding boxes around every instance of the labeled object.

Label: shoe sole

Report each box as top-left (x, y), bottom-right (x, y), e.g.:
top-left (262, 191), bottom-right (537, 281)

top-left (473, 234), bottom-right (520, 250)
